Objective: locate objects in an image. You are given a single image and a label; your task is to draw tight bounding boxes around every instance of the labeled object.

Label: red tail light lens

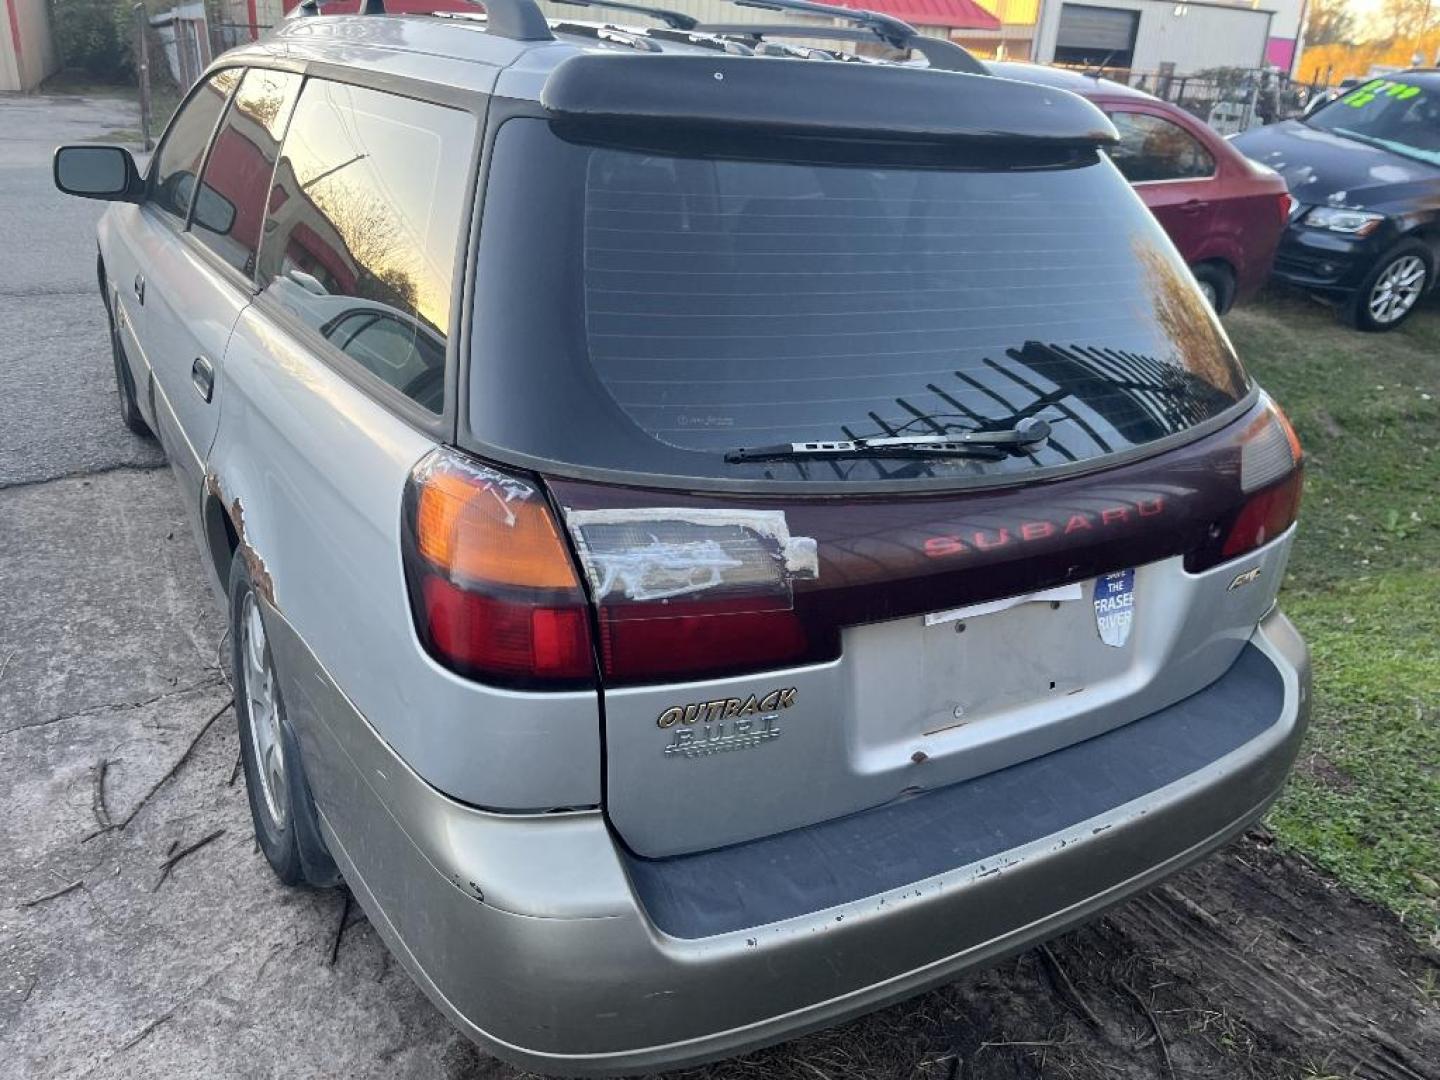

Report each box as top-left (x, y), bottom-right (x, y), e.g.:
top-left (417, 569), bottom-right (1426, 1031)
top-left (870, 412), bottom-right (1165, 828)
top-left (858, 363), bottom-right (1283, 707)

top-left (402, 449), bottom-right (595, 688)
top-left (1187, 396), bottom-right (1304, 572)
top-left (1220, 471), bottom-right (1304, 560)
top-left (564, 508), bottom-right (820, 685)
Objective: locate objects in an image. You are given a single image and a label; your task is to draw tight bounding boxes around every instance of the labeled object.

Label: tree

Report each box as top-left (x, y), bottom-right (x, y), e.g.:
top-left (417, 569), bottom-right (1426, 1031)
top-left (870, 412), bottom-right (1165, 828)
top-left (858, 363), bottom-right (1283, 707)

top-left (50, 0), bottom-right (135, 80)
top-left (1305, 0), bottom-right (1359, 46)
top-left (1377, 0), bottom-right (1433, 43)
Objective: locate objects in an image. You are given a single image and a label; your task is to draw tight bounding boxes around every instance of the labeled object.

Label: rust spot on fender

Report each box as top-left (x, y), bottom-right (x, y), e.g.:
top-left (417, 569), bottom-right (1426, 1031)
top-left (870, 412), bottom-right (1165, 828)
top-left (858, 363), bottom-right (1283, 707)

top-left (207, 470), bottom-right (276, 606)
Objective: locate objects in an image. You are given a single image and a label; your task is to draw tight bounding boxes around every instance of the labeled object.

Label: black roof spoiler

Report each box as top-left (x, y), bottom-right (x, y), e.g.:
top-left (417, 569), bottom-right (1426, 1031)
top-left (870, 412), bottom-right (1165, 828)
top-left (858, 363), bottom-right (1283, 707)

top-left (541, 53), bottom-right (1120, 146)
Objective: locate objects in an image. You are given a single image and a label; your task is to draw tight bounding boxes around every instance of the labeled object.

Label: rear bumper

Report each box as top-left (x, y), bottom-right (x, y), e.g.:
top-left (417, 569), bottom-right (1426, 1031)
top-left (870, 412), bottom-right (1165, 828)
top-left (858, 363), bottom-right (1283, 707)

top-left (277, 606), bottom-right (1309, 1077)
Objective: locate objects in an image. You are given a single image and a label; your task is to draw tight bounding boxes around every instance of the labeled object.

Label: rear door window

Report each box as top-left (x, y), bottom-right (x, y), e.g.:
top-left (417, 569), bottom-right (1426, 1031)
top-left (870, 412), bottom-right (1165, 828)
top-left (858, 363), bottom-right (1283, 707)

top-left (467, 119), bottom-right (1248, 486)
top-left (1107, 112), bottom-right (1215, 182)
top-left (255, 79), bottom-right (475, 414)
top-left (151, 68), bottom-right (240, 222)
top-left (192, 67), bottom-right (303, 276)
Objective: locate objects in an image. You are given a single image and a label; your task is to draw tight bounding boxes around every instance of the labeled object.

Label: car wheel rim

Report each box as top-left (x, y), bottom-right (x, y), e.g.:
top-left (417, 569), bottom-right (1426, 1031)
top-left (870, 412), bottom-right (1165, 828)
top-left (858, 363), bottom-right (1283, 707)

top-left (240, 592), bottom-right (288, 829)
top-left (1368, 255), bottom-right (1426, 324)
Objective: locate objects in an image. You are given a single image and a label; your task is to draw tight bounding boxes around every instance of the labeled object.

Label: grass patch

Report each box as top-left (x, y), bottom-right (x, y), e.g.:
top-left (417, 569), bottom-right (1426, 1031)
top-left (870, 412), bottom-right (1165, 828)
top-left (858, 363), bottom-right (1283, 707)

top-left (1225, 287), bottom-right (1440, 938)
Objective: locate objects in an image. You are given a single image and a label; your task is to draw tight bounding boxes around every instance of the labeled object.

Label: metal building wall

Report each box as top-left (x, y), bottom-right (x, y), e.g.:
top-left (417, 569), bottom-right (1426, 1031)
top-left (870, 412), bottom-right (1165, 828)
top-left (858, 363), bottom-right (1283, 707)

top-left (2, 0), bottom-right (58, 92)
top-left (1034, 0), bottom-right (1272, 75)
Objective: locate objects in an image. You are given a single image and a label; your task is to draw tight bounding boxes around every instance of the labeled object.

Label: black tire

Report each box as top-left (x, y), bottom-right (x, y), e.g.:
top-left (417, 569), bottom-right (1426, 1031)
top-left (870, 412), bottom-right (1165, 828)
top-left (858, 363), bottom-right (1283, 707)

top-left (101, 273), bottom-right (154, 439)
top-left (1191, 262), bottom-right (1236, 315)
top-left (229, 550), bottom-right (338, 888)
top-left (1344, 239), bottom-right (1433, 332)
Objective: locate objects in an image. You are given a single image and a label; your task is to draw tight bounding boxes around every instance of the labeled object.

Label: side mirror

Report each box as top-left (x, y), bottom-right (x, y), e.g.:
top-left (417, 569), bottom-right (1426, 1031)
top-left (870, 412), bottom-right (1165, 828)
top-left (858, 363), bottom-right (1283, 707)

top-left (53, 145), bottom-right (143, 202)
top-left (191, 183), bottom-right (237, 237)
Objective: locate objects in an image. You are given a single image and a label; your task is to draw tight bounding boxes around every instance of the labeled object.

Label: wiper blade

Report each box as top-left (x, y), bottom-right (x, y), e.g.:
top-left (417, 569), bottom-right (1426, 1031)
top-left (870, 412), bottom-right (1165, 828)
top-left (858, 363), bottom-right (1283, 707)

top-left (726, 418), bottom-right (1052, 464)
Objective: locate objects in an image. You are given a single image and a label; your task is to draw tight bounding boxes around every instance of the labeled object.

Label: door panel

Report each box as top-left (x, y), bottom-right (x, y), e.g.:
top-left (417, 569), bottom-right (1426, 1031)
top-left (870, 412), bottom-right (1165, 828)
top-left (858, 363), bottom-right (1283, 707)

top-left (1108, 108), bottom-right (1220, 264)
top-left (139, 215), bottom-right (250, 498)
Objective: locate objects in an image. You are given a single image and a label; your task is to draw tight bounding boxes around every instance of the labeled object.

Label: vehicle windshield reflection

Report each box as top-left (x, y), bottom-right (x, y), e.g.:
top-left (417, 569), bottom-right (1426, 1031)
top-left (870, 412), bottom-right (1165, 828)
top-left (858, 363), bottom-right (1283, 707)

top-left (1308, 78), bottom-right (1440, 165)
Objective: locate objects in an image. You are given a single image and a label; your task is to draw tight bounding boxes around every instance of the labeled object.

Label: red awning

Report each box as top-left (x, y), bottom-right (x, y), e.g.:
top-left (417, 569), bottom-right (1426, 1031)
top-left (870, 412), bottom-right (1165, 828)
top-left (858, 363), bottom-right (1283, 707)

top-left (827, 0), bottom-right (1001, 31)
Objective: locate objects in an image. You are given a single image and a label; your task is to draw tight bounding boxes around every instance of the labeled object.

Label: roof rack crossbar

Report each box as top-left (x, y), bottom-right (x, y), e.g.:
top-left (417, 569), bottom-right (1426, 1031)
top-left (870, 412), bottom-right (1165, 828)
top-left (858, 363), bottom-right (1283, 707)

top-left (459, 0), bottom-right (555, 41)
top-left (702, 0), bottom-right (985, 73)
top-left (552, 0), bottom-right (698, 30)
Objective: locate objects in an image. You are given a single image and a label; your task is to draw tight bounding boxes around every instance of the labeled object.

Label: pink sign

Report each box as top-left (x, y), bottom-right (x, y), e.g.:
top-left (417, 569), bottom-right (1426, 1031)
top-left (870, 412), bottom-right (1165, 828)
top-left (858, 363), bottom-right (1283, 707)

top-left (1266, 37), bottom-right (1296, 72)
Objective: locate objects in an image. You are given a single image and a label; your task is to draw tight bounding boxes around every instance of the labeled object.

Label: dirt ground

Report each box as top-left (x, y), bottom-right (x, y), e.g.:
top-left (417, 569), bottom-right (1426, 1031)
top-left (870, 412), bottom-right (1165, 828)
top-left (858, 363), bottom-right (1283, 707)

top-left (2, 477), bottom-right (1435, 1080)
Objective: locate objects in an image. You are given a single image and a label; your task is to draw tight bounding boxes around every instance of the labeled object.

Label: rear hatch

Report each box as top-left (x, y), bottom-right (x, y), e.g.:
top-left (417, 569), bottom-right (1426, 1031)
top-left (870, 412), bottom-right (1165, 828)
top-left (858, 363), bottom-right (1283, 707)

top-left (463, 60), bottom-right (1302, 858)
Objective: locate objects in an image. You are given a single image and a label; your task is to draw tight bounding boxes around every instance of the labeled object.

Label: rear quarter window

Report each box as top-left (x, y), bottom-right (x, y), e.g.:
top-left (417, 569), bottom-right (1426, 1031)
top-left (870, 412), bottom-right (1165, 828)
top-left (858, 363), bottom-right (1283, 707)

top-left (468, 119), bottom-right (1249, 487)
top-left (255, 79), bottom-right (475, 415)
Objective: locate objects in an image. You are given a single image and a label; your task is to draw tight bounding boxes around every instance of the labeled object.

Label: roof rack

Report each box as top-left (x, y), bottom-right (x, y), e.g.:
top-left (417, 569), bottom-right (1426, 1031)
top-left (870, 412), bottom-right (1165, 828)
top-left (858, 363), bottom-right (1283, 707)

top-left (699, 0), bottom-right (985, 73)
top-left (549, 19), bottom-right (664, 50)
top-left (459, 0), bottom-right (554, 40)
top-left (551, 0), bottom-right (698, 30)
top-left (300, 0), bottom-right (983, 73)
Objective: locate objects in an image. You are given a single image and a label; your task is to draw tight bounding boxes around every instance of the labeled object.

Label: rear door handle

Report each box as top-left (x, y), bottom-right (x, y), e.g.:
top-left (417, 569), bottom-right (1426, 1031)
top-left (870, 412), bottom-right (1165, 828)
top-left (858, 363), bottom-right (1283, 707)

top-left (133, 273), bottom-right (145, 305)
top-left (1179, 199), bottom-right (1208, 214)
top-left (192, 355), bottom-right (215, 403)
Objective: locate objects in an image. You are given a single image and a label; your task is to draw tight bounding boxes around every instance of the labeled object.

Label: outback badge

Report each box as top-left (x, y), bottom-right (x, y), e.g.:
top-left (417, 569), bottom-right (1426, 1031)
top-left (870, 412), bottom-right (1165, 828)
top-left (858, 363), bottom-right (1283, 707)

top-left (657, 688), bottom-right (796, 760)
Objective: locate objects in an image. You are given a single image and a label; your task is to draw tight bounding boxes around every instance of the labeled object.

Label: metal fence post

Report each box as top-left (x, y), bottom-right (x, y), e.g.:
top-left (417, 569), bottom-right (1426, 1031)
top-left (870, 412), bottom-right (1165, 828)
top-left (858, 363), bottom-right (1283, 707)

top-left (134, 3), bottom-right (153, 152)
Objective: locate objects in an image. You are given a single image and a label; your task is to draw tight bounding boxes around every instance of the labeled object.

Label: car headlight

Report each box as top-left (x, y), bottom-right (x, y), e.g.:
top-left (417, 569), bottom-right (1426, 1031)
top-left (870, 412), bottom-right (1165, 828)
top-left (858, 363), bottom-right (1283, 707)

top-left (1303, 206), bottom-right (1385, 235)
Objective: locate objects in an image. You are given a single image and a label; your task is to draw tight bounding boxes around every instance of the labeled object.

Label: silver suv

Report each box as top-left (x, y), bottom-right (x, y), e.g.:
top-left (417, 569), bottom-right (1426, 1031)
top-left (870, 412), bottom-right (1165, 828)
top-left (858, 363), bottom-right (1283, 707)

top-left (54, 1), bottom-right (1310, 1073)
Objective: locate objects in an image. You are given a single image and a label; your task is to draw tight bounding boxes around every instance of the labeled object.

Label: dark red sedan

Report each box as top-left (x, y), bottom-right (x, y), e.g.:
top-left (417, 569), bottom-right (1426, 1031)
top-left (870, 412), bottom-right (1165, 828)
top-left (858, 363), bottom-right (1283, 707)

top-left (990, 62), bottom-right (1291, 312)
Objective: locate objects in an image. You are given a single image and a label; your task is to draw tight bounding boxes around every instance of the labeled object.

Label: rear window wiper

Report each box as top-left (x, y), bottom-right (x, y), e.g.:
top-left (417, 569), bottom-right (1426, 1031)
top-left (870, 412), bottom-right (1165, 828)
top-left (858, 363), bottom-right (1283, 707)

top-left (725, 418), bottom-right (1052, 464)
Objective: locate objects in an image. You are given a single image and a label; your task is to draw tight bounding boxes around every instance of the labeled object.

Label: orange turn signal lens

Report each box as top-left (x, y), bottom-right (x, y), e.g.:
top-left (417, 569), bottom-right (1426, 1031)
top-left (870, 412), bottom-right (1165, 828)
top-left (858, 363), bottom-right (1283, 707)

top-left (402, 449), bottom-right (595, 688)
top-left (414, 458), bottom-right (579, 590)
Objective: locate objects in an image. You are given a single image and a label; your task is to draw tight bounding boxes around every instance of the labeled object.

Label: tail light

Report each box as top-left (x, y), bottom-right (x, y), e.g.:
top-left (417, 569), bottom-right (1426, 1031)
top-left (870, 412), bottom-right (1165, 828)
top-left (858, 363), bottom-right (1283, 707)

top-left (565, 508), bottom-right (820, 684)
top-left (401, 449), bottom-right (595, 688)
top-left (1187, 395), bottom-right (1304, 572)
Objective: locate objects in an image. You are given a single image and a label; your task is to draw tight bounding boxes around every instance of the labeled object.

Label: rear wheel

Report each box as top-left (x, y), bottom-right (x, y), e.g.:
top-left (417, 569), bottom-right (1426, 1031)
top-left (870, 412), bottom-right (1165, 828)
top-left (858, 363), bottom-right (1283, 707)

top-left (229, 550), bottom-right (338, 888)
top-left (1345, 240), bottom-right (1431, 332)
top-left (1191, 262), bottom-right (1235, 315)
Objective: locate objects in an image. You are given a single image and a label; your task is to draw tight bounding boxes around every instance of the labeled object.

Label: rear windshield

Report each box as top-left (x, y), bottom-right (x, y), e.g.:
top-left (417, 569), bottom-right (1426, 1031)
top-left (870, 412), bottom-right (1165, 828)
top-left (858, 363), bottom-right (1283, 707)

top-left (468, 119), bottom-right (1249, 486)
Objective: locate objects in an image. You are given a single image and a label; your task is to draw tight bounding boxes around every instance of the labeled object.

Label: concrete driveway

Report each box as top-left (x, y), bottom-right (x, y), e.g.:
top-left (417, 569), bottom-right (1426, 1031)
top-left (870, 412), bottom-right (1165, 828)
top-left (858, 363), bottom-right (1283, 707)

top-left (2, 92), bottom-right (1436, 1080)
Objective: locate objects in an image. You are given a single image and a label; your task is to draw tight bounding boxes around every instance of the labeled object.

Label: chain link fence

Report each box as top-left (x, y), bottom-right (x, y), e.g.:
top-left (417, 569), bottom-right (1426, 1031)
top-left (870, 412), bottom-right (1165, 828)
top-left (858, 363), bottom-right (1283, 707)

top-left (1061, 65), bottom-right (1330, 135)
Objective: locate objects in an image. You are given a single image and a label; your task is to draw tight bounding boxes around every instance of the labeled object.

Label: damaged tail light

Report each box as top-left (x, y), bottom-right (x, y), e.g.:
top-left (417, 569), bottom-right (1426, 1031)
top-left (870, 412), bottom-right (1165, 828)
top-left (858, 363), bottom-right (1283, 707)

top-left (1187, 395), bottom-right (1304, 572)
top-left (401, 449), bottom-right (595, 688)
top-left (565, 509), bottom-right (820, 684)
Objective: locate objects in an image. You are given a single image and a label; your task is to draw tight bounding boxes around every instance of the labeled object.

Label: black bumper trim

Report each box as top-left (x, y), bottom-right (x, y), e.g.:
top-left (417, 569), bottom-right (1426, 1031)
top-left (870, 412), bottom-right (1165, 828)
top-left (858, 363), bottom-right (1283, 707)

top-left (622, 644), bottom-right (1283, 939)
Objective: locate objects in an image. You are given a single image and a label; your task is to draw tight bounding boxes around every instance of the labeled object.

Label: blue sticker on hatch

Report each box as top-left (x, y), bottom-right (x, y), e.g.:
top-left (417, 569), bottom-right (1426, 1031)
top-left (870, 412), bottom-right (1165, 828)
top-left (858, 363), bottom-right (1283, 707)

top-left (1094, 569), bottom-right (1135, 648)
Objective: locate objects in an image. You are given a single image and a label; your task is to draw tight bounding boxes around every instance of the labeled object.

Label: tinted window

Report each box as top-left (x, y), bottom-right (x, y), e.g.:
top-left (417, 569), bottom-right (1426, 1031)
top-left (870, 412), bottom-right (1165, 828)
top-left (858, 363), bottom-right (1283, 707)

top-left (256, 80), bottom-right (475, 413)
top-left (192, 67), bottom-right (302, 276)
top-left (152, 69), bottom-right (239, 221)
top-left (1308, 77), bottom-right (1440, 164)
top-left (469, 120), bottom-right (1248, 486)
top-left (1107, 112), bottom-right (1215, 182)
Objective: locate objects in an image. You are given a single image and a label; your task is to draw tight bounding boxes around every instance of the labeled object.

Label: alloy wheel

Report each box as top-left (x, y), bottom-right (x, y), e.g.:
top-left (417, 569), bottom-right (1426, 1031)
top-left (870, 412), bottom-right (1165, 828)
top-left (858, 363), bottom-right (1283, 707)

top-left (240, 592), bottom-right (288, 829)
top-left (1368, 254), bottom-right (1426, 324)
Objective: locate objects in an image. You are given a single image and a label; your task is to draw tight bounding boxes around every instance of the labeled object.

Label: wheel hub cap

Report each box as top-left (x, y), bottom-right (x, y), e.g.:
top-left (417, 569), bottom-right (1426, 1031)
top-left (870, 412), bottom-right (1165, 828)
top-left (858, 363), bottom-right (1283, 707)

top-left (1369, 255), bottom-right (1425, 324)
top-left (240, 593), bottom-right (287, 828)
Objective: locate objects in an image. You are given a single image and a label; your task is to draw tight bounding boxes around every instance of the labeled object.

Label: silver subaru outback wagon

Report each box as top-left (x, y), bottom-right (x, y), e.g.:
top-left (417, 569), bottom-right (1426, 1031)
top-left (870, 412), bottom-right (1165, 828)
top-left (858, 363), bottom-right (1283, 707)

top-left (54, 0), bottom-right (1310, 1073)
